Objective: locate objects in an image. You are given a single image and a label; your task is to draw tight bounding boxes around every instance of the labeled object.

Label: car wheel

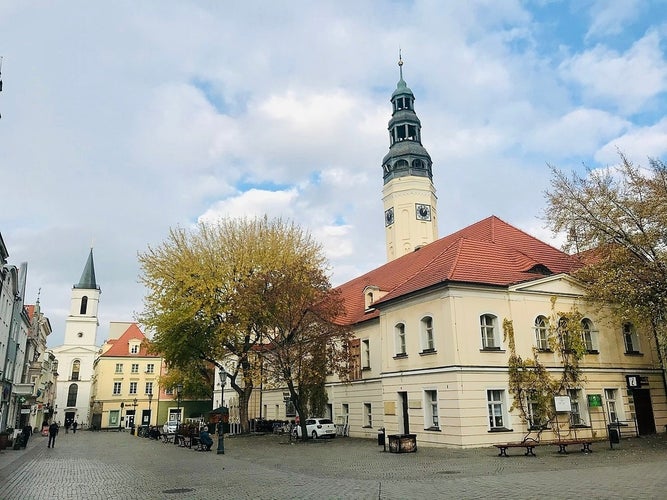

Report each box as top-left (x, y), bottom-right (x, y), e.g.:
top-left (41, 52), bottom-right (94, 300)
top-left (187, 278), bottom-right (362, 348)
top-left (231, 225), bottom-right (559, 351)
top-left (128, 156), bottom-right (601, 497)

top-left (311, 430), bottom-right (318, 439)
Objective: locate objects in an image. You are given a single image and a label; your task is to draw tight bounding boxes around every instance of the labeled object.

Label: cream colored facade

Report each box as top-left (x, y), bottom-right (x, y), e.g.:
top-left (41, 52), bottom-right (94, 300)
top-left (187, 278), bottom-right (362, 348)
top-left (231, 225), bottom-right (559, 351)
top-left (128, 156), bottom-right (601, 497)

top-left (262, 274), bottom-right (666, 448)
top-left (91, 322), bottom-right (161, 430)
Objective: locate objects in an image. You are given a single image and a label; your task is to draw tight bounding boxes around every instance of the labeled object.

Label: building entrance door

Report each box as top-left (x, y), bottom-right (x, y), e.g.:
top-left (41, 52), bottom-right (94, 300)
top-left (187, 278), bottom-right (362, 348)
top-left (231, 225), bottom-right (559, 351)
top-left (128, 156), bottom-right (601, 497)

top-left (398, 392), bottom-right (409, 434)
top-left (632, 389), bottom-right (656, 435)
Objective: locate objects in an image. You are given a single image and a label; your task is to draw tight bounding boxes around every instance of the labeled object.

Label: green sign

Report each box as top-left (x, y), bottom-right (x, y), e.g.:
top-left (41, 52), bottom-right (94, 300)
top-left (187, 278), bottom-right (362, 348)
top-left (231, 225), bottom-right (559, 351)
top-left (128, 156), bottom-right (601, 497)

top-left (588, 394), bottom-right (602, 407)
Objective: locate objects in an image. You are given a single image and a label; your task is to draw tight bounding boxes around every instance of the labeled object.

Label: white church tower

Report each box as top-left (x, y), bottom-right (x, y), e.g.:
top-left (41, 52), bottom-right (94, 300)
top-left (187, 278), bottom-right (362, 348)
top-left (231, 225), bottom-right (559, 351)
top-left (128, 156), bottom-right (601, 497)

top-left (382, 55), bottom-right (438, 261)
top-left (52, 249), bottom-right (100, 427)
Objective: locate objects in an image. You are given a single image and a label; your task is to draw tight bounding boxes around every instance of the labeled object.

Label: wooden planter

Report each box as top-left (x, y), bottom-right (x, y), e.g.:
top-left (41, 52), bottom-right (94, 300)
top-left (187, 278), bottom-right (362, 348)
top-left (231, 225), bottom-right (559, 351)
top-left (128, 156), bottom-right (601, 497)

top-left (388, 434), bottom-right (417, 453)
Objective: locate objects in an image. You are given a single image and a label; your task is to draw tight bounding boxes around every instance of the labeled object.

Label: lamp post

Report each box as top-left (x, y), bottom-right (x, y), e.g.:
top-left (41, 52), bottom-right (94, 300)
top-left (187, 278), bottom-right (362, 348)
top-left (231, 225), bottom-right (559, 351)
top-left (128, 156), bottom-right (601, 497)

top-left (132, 398), bottom-right (138, 432)
top-left (120, 402), bottom-right (124, 431)
top-left (147, 393), bottom-right (153, 426)
top-left (174, 384), bottom-right (183, 446)
top-left (217, 369), bottom-right (227, 455)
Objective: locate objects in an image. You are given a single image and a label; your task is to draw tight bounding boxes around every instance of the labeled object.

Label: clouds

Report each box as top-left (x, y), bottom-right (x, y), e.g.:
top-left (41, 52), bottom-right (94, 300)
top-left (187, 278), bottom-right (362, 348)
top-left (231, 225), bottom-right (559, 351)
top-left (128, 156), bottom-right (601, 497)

top-left (0, 1), bottom-right (665, 348)
top-left (560, 30), bottom-right (667, 114)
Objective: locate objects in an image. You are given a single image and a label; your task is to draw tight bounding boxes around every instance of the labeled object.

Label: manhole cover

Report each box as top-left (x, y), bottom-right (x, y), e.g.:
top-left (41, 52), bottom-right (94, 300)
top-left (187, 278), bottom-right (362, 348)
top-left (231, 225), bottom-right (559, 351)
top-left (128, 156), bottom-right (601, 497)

top-left (437, 470), bottom-right (461, 474)
top-left (163, 488), bottom-right (195, 494)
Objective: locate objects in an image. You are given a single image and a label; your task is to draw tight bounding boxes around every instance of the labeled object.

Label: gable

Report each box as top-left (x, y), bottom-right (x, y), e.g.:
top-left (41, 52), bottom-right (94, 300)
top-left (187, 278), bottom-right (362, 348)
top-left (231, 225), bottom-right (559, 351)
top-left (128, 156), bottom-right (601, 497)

top-left (510, 274), bottom-right (585, 296)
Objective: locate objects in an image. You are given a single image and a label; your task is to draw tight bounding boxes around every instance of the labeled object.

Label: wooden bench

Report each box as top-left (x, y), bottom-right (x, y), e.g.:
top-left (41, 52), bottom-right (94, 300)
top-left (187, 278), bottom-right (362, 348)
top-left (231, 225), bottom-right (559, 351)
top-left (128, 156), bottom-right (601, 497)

top-left (550, 439), bottom-right (596, 454)
top-left (494, 440), bottom-right (539, 457)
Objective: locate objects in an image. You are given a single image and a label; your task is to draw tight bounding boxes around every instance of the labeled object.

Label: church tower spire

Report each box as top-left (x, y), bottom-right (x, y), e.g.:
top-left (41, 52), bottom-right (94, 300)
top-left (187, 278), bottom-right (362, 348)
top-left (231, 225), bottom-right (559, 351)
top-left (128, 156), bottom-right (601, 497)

top-left (382, 54), bottom-right (438, 261)
top-left (64, 248), bottom-right (101, 346)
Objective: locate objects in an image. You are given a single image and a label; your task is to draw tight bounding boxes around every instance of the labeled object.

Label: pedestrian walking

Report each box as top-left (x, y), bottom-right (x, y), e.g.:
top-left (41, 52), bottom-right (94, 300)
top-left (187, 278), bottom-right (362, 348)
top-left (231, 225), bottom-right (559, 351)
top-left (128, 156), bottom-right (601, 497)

top-left (47, 421), bottom-right (59, 448)
top-left (21, 424), bottom-right (32, 447)
top-left (64, 420), bottom-right (70, 434)
top-left (72, 421), bottom-right (78, 434)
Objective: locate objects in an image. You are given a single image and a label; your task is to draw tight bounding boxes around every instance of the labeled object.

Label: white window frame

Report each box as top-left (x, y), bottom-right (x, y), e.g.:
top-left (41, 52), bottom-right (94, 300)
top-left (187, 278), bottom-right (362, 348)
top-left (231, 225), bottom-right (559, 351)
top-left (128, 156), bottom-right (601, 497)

top-left (363, 403), bottom-right (372, 428)
top-left (112, 382), bottom-right (122, 395)
top-left (146, 363), bottom-right (155, 374)
top-left (568, 389), bottom-right (585, 426)
top-left (526, 391), bottom-right (548, 429)
top-left (487, 389), bottom-right (508, 431)
top-left (623, 323), bottom-right (640, 354)
top-left (421, 316), bottom-right (435, 352)
top-left (130, 344), bottom-right (139, 354)
top-left (605, 388), bottom-right (622, 424)
top-left (534, 316), bottom-right (549, 351)
top-left (131, 363), bottom-right (139, 374)
top-left (145, 382), bottom-right (153, 395)
top-left (115, 363), bottom-right (123, 374)
top-left (480, 314), bottom-right (500, 350)
top-left (129, 382), bottom-right (137, 395)
top-left (395, 323), bottom-right (407, 356)
top-left (581, 318), bottom-right (599, 353)
top-left (424, 390), bottom-right (439, 430)
top-left (361, 339), bottom-right (370, 370)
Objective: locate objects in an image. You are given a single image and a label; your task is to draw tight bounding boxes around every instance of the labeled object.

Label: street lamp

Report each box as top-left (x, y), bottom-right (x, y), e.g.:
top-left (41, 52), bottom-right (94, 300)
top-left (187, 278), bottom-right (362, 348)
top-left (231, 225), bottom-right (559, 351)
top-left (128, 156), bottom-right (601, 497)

top-left (147, 393), bottom-right (153, 426)
top-left (217, 369), bottom-right (227, 455)
top-left (120, 402), bottom-right (125, 431)
top-left (175, 384), bottom-right (183, 446)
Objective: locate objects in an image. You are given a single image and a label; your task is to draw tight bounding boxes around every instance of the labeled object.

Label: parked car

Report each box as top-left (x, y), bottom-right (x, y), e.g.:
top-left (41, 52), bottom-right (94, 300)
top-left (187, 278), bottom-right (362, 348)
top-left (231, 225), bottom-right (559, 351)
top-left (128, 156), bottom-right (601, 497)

top-left (164, 421), bottom-right (178, 434)
top-left (293, 418), bottom-right (336, 439)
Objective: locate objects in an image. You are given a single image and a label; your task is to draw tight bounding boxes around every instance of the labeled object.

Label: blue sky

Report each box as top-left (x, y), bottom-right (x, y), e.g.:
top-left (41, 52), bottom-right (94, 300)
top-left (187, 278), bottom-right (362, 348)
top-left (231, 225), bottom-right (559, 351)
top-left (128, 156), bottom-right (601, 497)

top-left (1, 0), bottom-right (666, 348)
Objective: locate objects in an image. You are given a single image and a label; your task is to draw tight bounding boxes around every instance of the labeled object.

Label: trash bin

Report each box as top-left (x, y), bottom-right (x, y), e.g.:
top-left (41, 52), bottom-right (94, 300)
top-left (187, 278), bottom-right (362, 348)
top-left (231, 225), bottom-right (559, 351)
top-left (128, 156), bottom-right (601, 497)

top-left (377, 428), bottom-right (385, 446)
top-left (608, 425), bottom-right (620, 444)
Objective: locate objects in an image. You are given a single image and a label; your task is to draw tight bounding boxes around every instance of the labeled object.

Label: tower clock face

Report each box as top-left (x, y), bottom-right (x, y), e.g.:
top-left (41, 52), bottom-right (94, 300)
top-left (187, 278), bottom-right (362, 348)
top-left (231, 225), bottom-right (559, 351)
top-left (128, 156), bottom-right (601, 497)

top-left (385, 207), bottom-right (395, 226)
top-left (416, 203), bottom-right (431, 221)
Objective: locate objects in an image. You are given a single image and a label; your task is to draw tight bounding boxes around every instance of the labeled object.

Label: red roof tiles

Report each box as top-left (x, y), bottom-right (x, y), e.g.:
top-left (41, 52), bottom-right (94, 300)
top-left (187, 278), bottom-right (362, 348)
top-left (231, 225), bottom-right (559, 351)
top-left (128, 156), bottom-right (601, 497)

top-left (334, 215), bottom-right (581, 326)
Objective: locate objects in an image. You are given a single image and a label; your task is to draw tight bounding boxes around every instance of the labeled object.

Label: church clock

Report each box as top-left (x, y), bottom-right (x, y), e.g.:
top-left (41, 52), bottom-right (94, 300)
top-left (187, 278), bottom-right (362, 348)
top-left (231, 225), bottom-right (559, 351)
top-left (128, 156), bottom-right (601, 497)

top-left (416, 203), bottom-right (431, 221)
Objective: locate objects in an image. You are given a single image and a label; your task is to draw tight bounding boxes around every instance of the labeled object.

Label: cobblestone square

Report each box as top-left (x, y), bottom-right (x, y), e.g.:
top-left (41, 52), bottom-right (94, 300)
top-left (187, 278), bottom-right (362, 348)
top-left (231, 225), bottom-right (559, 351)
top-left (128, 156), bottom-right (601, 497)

top-left (1, 431), bottom-right (666, 499)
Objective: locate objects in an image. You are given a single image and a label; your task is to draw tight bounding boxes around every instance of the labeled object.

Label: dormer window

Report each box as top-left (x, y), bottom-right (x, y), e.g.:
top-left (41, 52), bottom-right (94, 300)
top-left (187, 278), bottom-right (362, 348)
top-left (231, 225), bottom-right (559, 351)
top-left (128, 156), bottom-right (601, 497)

top-left (130, 344), bottom-right (139, 354)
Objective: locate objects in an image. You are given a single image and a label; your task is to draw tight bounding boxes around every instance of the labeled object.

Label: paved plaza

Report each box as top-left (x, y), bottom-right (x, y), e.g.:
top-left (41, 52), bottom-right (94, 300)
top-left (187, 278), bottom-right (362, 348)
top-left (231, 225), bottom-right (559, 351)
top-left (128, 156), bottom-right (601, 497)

top-left (0, 430), bottom-right (666, 499)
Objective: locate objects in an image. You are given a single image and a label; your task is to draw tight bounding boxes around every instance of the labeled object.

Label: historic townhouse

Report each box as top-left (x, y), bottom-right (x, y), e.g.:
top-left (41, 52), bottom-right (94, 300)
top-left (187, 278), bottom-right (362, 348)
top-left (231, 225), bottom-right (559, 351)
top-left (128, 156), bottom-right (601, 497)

top-left (261, 60), bottom-right (667, 448)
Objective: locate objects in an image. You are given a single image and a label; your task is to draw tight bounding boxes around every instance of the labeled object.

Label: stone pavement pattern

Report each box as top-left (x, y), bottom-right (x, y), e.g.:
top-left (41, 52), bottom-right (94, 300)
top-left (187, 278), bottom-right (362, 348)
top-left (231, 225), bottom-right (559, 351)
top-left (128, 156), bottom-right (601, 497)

top-left (0, 430), bottom-right (666, 499)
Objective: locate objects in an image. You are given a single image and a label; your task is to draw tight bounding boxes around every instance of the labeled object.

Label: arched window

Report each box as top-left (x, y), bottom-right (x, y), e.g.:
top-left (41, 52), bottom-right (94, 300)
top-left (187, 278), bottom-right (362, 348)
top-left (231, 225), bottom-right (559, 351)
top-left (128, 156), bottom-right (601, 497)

top-left (80, 296), bottom-right (88, 315)
top-left (534, 316), bottom-right (549, 350)
top-left (67, 384), bottom-right (78, 407)
top-left (421, 316), bottom-right (435, 352)
top-left (581, 318), bottom-right (598, 353)
top-left (412, 159), bottom-right (424, 169)
top-left (480, 314), bottom-right (500, 350)
top-left (395, 159), bottom-right (409, 170)
top-left (71, 360), bottom-right (80, 381)
top-left (395, 323), bottom-right (407, 356)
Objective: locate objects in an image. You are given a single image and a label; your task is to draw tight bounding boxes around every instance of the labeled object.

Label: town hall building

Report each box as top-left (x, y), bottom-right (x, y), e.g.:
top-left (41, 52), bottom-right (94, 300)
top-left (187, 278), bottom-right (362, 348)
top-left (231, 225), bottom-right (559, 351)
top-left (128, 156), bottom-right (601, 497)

top-left (261, 59), bottom-right (667, 448)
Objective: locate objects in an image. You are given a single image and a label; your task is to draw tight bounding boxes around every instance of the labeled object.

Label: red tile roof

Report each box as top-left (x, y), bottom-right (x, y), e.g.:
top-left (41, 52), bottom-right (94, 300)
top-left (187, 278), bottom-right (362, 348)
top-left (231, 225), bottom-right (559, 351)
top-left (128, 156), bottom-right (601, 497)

top-left (334, 215), bottom-right (581, 326)
top-left (100, 323), bottom-right (155, 357)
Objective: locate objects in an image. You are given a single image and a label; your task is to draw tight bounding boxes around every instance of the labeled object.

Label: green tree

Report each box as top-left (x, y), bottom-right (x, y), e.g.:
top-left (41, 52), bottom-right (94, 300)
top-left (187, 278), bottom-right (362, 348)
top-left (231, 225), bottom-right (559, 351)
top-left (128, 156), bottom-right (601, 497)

top-left (544, 153), bottom-right (667, 359)
top-left (138, 216), bottom-right (351, 435)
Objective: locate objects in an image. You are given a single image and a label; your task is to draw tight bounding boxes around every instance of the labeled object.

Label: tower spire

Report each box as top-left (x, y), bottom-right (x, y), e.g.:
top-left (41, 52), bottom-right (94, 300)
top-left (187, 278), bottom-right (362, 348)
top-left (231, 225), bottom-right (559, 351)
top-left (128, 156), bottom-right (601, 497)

top-left (381, 55), bottom-right (438, 261)
top-left (75, 248), bottom-right (99, 290)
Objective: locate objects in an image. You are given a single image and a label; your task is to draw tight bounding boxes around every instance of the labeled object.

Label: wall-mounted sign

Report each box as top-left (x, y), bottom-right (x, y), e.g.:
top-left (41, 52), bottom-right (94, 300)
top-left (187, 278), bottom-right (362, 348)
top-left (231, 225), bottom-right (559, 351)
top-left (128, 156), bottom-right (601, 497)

top-left (626, 375), bottom-right (642, 389)
top-left (554, 396), bottom-right (571, 412)
top-left (588, 394), bottom-right (602, 407)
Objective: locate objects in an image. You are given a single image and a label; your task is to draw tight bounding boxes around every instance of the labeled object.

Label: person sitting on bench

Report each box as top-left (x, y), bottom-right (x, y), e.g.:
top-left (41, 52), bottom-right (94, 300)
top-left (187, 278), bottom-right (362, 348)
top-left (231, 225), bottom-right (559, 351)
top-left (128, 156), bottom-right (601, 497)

top-left (199, 426), bottom-right (213, 451)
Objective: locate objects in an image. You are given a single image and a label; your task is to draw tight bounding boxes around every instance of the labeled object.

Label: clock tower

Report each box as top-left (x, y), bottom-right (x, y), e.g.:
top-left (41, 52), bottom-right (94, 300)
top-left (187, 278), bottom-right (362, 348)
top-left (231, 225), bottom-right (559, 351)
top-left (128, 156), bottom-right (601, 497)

top-left (382, 55), bottom-right (438, 261)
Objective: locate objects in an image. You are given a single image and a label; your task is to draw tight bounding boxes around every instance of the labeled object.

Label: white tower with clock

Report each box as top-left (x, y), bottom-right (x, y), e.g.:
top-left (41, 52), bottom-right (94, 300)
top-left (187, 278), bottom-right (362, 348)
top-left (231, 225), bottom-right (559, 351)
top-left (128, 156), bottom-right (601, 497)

top-left (382, 55), bottom-right (438, 261)
top-left (52, 248), bottom-right (101, 427)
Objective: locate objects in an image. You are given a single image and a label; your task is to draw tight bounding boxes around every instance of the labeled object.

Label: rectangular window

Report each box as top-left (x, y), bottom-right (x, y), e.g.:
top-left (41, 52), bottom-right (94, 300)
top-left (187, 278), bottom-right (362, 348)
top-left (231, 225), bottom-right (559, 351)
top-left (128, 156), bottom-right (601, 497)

top-left (146, 364), bottom-right (155, 374)
top-left (362, 339), bottom-right (370, 369)
top-left (115, 363), bottom-right (123, 374)
top-left (425, 390), bottom-right (439, 430)
top-left (165, 387), bottom-right (173, 395)
top-left (568, 389), bottom-right (584, 426)
top-left (527, 392), bottom-right (547, 429)
top-left (605, 389), bottom-right (619, 423)
top-left (480, 314), bottom-right (499, 350)
top-left (131, 363), bottom-right (139, 374)
top-left (348, 338), bottom-right (361, 380)
top-left (364, 403), bottom-right (372, 428)
top-left (487, 390), bottom-right (506, 430)
top-left (113, 382), bottom-right (121, 395)
top-left (623, 323), bottom-right (640, 353)
top-left (129, 382), bottom-right (137, 395)
top-left (130, 345), bottom-right (139, 354)
top-left (145, 382), bottom-right (153, 395)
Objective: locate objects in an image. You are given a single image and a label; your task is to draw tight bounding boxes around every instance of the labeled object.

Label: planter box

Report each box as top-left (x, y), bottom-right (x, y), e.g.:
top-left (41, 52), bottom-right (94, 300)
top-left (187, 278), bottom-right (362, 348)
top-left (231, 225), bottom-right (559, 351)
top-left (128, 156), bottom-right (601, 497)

top-left (388, 434), bottom-right (417, 453)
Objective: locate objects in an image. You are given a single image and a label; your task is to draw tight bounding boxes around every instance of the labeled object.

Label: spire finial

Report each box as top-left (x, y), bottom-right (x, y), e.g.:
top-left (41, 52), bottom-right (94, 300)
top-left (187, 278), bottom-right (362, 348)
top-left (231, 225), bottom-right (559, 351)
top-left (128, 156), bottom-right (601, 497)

top-left (398, 48), bottom-right (404, 81)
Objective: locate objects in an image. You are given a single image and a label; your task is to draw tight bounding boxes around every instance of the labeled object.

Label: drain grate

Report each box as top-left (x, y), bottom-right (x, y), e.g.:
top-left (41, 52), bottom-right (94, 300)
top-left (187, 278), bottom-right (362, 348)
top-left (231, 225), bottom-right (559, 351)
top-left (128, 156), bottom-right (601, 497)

top-left (437, 470), bottom-right (461, 474)
top-left (163, 488), bottom-right (195, 494)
